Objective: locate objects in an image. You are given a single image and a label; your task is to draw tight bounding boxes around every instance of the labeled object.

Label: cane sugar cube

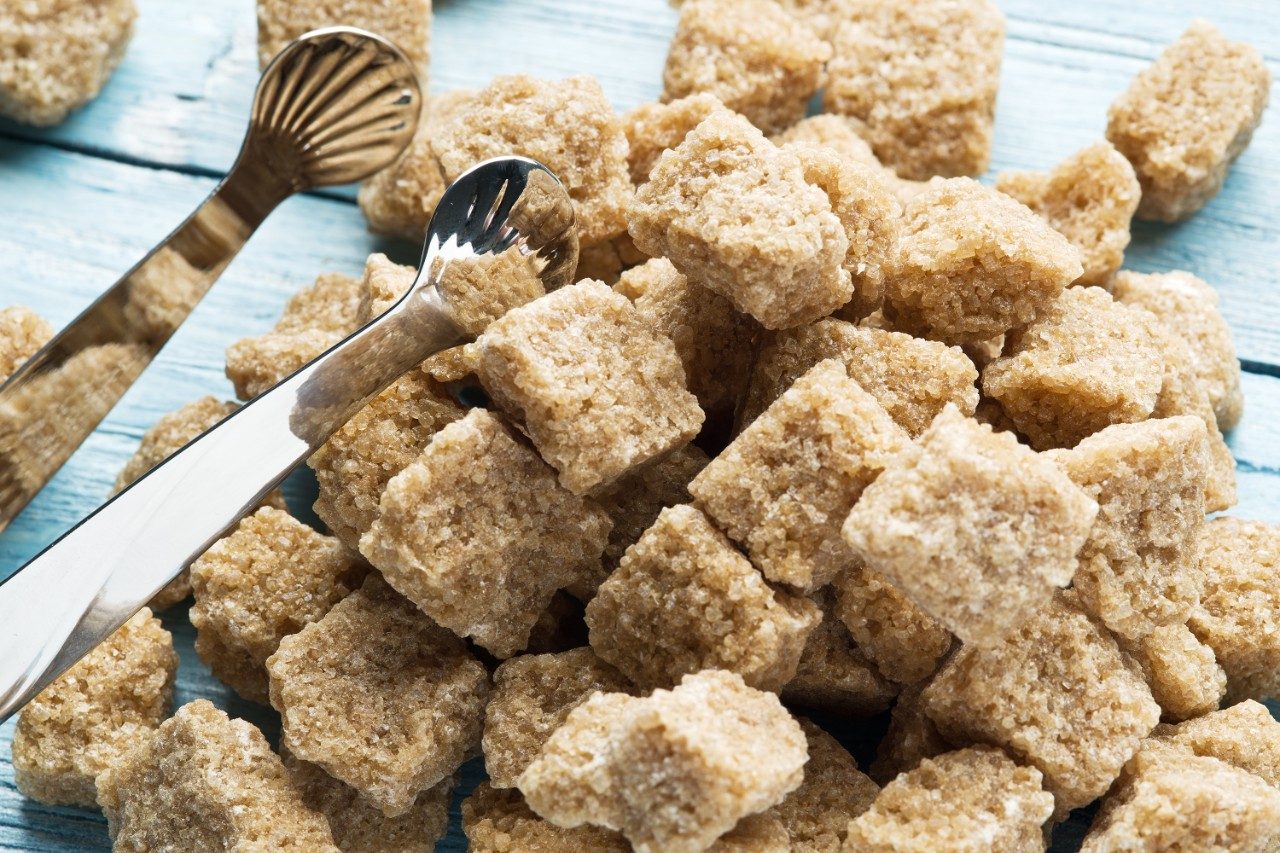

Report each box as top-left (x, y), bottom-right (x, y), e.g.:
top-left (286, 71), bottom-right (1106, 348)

top-left (982, 286), bottom-right (1165, 450)
top-left (844, 406), bottom-right (1097, 646)
top-left (1046, 417), bottom-right (1208, 639)
top-left (1118, 623), bottom-right (1226, 724)
top-left (430, 75), bottom-right (632, 247)
top-left (284, 751), bottom-right (453, 853)
top-left (846, 747), bottom-right (1054, 853)
top-left (773, 115), bottom-right (882, 170)
top-left (0, 305), bottom-right (52, 380)
top-left (884, 178), bottom-right (1083, 346)
top-left (0, 0), bottom-right (136, 126)
top-left (11, 609), bottom-right (175, 808)
top-left (96, 700), bottom-right (338, 851)
top-left (692, 360), bottom-right (910, 591)
top-left (1114, 269), bottom-right (1244, 432)
top-left (769, 720), bottom-right (879, 852)
top-left (996, 141), bottom-right (1141, 287)
top-left (781, 595), bottom-right (898, 717)
top-left (257, 0), bottom-right (430, 75)
top-left (586, 505), bottom-right (820, 691)
top-left (189, 506), bottom-right (365, 704)
top-left (464, 783), bottom-right (630, 851)
top-left (483, 648), bottom-right (632, 789)
top-left (868, 681), bottom-right (955, 785)
top-left (615, 258), bottom-right (760, 418)
top-left (520, 669), bottom-right (807, 853)
top-left (742, 319), bottom-right (978, 437)
top-left (712, 815), bottom-right (790, 851)
top-left (475, 280), bottom-right (703, 496)
top-left (439, 246), bottom-right (552, 339)
top-left (267, 575), bottom-right (490, 816)
top-left (824, 0), bottom-right (1005, 179)
top-left (226, 271), bottom-right (364, 400)
top-left (624, 93), bottom-right (724, 187)
top-left (576, 233), bottom-right (650, 286)
top-left (1155, 700), bottom-right (1280, 787)
top-left (308, 363), bottom-right (465, 552)
top-left (1190, 518), bottom-right (1280, 704)
top-left (662, 0), bottom-right (829, 136)
top-left (922, 596), bottom-right (1161, 814)
top-left (629, 109), bottom-right (853, 331)
top-left (832, 565), bottom-right (953, 686)
top-left (1081, 742), bottom-right (1280, 850)
top-left (1106, 21), bottom-right (1271, 222)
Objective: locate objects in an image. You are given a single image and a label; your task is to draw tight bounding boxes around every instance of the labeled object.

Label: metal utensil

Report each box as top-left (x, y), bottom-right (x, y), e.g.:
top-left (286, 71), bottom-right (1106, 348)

top-left (0, 156), bottom-right (579, 722)
top-left (0, 27), bottom-right (422, 532)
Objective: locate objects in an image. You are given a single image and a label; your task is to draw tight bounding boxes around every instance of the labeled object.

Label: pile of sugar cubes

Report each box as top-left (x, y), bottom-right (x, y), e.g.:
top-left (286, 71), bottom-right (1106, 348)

top-left (3, 0), bottom-right (1278, 849)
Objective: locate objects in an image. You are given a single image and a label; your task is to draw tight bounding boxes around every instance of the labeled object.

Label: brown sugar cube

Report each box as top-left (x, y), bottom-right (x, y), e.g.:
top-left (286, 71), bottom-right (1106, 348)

top-left (189, 506), bottom-right (365, 704)
top-left (884, 177), bottom-right (1083, 346)
top-left (824, 0), bottom-right (1005, 179)
top-left (629, 109), bottom-right (853, 331)
top-left (1082, 741), bottom-right (1280, 850)
top-left (982, 286), bottom-right (1165, 450)
top-left (1046, 417), bottom-right (1209, 639)
top-left (1118, 623), bottom-right (1226, 724)
top-left (483, 647), bottom-right (632, 789)
top-left (996, 141), bottom-right (1142, 287)
top-left (662, 0), bottom-right (829, 136)
top-left (359, 90), bottom-right (475, 241)
top-left (226, 270), bottom-right (364, 400)
top-left (11, 609), bottom-right (175, 807)
top-left (772, 114), bottom-right (882, 171)
top-left (96, 700), bottom-right (338, 850)
top-left (284, 751), bottom-right (453, 853)
top-left (576, 234), bottom-right (650, 286)
top-left (464, 782), bottom-right (630, 852)
top-left (711, 815), bottom-right (790, 851)
top-left (844, 405), bottom-right (1097, 647)
top-left (1155, 700), bottom-right (1280, 787)
top-left (267, 574), bottom-right (490, 816)
top-left (742, 318), bottom-right (978, 438)
top-left (922, 596), bottom-right (1161, 814)
top-left (770, 720), bottom-right (879, 851)
top-left (588, 504), bottom-right (820, 691)
top-left (1189, 517), bottom-right (1280, 704)
top-left (520, 669), bottom-right (807, 853)
top-left (831, 565), bottom-right (953, 686)
top-left (614, 258), bottom-right (759, 418)
top-left (868, 681), bottom-right (955, 785)
top-left (1106, 20), bottom-right (1271, 223)
top-left (692, 359), bottom-right (910, 591)
top-left (1114, 268), bottom-right (1244, 431)
top-left (0, 305), bottom-right (52, 380)
top-left (257, 0), bottom-right (430, 75)
top-left (845, 747), bottom-right (1054, 852)
top-left (623, 93), bottom-right (724, 187)
top-left (781, 593), bottom-right (898, 717)
top-left (361, 409), bottom-right (611, 658)
top-left (430, 75), bottom-right (632, 247)
top-left (475, 280), bottom-right (703, 496)
top-left (0, 0), bottom-right (136, 126)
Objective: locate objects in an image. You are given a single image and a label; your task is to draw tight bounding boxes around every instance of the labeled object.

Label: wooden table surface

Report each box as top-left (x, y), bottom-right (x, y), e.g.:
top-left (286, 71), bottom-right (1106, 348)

top-left (0, 0), bottom-right (1277, 849)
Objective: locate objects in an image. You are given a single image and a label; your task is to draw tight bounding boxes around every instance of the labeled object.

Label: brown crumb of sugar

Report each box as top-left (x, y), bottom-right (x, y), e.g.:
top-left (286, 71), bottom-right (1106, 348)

top-left (623, 93), bottom-right (724, 187)
top-left (844, 405), bottom-right (1097, 647)
top-left (831, 565), bottom-right (953, 686)
top-left (629, 109), bottom-right (852, 331)
top-left (692, 359), bottom-right (910, 592)
top-left (770, 719), bottom-right (879, 852)
top-left (823, 0), bottom-right (1005, 180)
top-left (996, 141), bottom-right (1141, 286)
top-left (772, 114), bottom-right (882, 171)
top-left (463, 782), bottom-right (630, 852)
top-left (476, 280), bottom-right (703, 496)
top-left (1106, 20), bottom-right (1271, 223)
top-left (922, 595), bottom-right (1160, 815)
top-left (662, 0), bottom-right (830, 136)
top-left (189, 506), bottom-right (366, 704)
top-left (0, 305), bottom-right (52, 381)
top-left (982, 286), bottom-right (1165, 450)
top-left (742, 318), bottom-right (978, 438)
top-left (845, 747), bottom-right (1054, 853)
top-left (868, 681), bottom-right (955, 786)
top-left (1046, 416), bottom-right (1208, 640)
top-left (519, 669), bottom-right (807, 853)
top-left (1189, 517), bottom-right (1280, 704)
top-left (1154, 700), bottom-right (1280, 787)
top-left (12, 609), bottom-right (176, 808)
top-left (884, 177), bottom-right (1083, 346)
top-left (256, 0), bottom-right (430, 75)
top-left (586, 504), bottom-right (820, 691)
top-left (483, 648), bottom-right (632, 789)
top-left (781, 593), bottom-right (898, 718)
top-left (96, 700), bottom-right (338, 851)
top-left (1119, 623), bottom-right (1225, 724)
top-left (267, 574), bottom-right (490, 817)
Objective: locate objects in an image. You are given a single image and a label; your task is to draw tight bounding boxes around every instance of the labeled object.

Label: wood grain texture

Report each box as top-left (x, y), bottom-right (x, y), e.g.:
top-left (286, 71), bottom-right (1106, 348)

top-left (0, 0), bottom-right (1277, 849)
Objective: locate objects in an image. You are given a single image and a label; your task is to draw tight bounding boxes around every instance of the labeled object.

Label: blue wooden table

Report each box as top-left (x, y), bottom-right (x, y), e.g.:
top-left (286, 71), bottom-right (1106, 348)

top-left (0, 0), bottom-right (1276, 849)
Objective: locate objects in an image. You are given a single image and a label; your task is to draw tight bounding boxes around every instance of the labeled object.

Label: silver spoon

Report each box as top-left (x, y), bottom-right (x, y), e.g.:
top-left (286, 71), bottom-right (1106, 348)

top-left (0, 156), bottom-right (579, 722)
top-left (0, 27), bottom-right (422, 533)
